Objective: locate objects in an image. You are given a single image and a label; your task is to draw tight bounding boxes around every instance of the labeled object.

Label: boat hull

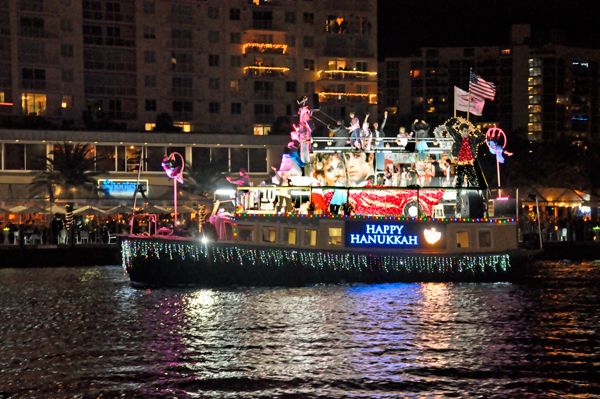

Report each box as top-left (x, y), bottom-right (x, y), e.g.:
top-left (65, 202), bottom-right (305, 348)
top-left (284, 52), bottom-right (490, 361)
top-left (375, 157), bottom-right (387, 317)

top-left (121, 235), bottom-right (517, 288)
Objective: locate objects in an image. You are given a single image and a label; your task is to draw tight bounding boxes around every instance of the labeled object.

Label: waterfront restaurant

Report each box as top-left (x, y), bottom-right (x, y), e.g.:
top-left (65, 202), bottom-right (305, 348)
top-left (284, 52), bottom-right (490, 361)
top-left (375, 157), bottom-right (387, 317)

top-left (0, 128), bottom-right (288, 229)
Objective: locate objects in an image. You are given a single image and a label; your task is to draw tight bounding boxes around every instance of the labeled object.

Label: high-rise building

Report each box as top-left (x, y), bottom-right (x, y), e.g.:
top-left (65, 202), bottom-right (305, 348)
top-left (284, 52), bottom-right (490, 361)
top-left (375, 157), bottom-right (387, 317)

top-left (0, 0), bottom-right (378, 134)
top-left (380, 25), bottom-right (600, 143)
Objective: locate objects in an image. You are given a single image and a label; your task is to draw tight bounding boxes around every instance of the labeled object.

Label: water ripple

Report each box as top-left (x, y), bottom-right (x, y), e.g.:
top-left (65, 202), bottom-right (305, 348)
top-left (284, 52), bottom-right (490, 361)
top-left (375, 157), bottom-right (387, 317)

top-left (0, 261), bottom-right (599, 398)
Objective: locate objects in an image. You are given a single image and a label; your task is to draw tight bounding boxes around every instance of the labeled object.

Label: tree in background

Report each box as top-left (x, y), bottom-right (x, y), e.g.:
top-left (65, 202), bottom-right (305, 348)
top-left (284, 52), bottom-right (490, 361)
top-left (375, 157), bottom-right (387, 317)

top-left (28, 142), bottom-right (109, 245)
top-left (179, 159), bottom-right (226, 199)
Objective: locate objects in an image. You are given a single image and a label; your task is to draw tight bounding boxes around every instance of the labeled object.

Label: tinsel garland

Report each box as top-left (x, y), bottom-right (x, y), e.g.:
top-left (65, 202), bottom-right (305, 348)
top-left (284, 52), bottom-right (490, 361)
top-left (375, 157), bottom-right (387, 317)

top-left (121, 239), bottom-right (510, 275)
top-left (321, 189), bottom-right (445, 216)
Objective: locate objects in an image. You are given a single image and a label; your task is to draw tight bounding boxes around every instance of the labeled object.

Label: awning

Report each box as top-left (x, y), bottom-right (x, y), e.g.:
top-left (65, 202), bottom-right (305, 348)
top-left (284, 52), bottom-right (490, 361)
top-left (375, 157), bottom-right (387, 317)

top-left (72, 205), bottom-right (107, 216)
top-left (520, 188), bottom-right (592, 207)
top-left (9, 205), bottom-right (50, 214)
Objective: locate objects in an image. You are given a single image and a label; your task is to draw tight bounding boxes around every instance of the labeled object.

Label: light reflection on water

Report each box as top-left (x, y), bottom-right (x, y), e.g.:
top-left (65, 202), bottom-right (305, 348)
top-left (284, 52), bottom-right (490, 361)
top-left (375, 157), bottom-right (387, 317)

top-left (0, 261), bottom-right (599, 398)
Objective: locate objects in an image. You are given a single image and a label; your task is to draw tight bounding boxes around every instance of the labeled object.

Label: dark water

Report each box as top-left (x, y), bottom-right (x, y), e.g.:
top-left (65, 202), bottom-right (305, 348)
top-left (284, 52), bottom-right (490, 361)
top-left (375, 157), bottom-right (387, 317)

top-left (1, 262), bottom-right (599, 398)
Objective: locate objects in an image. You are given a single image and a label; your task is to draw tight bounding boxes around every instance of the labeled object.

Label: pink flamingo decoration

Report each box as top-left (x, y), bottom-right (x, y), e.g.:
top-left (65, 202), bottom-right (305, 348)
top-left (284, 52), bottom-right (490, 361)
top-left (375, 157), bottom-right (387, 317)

top-left (485, 127), bottom-right (512, 197)
top-left (162, 152), bottom-right (184, 226)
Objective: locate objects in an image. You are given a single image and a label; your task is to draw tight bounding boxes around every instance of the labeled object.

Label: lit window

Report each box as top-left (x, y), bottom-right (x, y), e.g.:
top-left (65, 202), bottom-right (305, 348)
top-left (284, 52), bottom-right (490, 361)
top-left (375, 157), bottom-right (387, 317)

top-left (304, 229), bottom-right (317, 246)
top-left (145, 123), bottom-right (156, 131)
top-left (262, 226), bottom-right (277, 243)
top-left (456, 231), bottom-right (469, 248)
top-left (501, 49), bottom-right (511, 55)
top-left (282, 228), bottom-right (297, 245)
top-left (21, 93), bottom-right (47, 116)
top-left (61, 95), bottom-right (73, 108)
top-left (174, 122), bottom-right (191, 132)
top-left (253, 125), bottom-right (271, 135)
top-left (328, 227), bottom-right (342, 245)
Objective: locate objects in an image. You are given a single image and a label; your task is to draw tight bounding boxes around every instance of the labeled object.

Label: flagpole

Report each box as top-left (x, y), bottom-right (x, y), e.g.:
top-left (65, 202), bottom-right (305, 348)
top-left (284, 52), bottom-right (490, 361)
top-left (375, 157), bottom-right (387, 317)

top-left (467, 69), bottom-right (472, 122)
top-left (453, 86), bottom-right (457, 117)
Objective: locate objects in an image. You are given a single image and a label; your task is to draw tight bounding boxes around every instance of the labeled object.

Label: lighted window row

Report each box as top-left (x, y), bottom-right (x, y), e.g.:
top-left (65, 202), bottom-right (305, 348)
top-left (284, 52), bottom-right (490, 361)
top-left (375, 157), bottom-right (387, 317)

top-left (0, 143), bottom-right (268, 173)
top-left (236, 225), bottom-right (343, 247)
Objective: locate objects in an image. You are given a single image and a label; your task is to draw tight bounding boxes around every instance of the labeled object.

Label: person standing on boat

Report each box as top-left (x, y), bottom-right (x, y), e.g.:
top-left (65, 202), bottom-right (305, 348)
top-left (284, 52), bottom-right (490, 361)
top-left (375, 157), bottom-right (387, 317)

top-left (412, 119), bottom-right (430, 139)
top-left (443, 117), bottom-right (486, 214)
top-left (396, 126), bottom-right (412, 149)
top-left (441, 158), bottom-right (455, 187)
top-left (277, 179), bottom-right (293, 214)
top-left (360, 113), bottom-right (372, 151)
top-left (327, 119), bottom-right (348, 148)
top-left (373, 111), bottom-right (387, 172)
top-left (346, 112), bottom-right (361, 148)
top-left (329, 179), bottom-right (347, 215)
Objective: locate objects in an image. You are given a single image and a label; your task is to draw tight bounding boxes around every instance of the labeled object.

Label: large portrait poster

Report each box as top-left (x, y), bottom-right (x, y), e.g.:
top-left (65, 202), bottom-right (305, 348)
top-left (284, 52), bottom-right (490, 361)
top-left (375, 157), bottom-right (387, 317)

top-left (310, 152), bottom-right (375, 187)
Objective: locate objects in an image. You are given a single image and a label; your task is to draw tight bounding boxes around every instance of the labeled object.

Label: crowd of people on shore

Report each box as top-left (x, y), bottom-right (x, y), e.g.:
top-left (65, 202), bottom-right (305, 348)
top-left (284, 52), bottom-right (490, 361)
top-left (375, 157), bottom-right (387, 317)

top-left (520, 214), bottom-right (600, 243)
top-left (1, 214), bottom-right (201, 245)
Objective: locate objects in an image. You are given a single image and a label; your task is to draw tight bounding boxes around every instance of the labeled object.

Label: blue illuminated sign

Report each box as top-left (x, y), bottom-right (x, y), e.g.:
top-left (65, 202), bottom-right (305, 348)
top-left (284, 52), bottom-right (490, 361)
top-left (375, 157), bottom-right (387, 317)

top-left (345, 221), bottom-right (446, 249)
top-left (99, 179), bottom-right (148, 198)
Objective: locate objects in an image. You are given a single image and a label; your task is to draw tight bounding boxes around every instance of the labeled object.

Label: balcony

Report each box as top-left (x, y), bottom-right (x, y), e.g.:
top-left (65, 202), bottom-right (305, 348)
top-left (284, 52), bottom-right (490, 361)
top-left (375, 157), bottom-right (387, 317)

top-left (171, 87), bottom-right (193, 98)
top-left (18, 53), bottom-right (60, 65)
top-left (0, 103), bottom-right (13, 115)
top-left (253, 91), bottom-right (274, 100)
top-left (18, 28), bottom-right (59, 39)
top-left (322, 47), bottom-right (375, 58)
top-left (324, 21), bottom-right (372, 35)
top-left (318, 70), bottom-right (377, 82)
top-left (244, 21), bottom-right (286, 32)
top-left (247, 0), bottom-right (284, 5)
top-left (243, 43), bottom-right (287, 55)
top-left (318, 92), bottom-right (376, 104)
top-left (254, 114), bottom-right (273, 124)
top-left (173, 111), bottom-right (193, 121)
top-left (168, 39), bottom-right (193, 49)
top-left (324, 0), bottom-right (369, 11)
top-left (244, 66), bottom-right (289, 78)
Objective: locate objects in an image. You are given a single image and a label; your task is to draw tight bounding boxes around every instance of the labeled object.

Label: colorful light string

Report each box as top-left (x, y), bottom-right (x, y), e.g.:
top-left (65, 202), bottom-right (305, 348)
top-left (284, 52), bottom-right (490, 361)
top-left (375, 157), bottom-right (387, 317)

top-left (122, 239), bottom-right (511, 277)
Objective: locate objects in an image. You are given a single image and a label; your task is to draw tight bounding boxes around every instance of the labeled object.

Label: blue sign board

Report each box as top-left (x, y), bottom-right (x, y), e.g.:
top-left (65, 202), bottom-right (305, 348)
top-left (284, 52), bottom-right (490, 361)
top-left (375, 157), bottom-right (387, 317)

top-left (98, 179), bottom-right (148, 198)
top-left (345, 221), bottom-right (446, 249)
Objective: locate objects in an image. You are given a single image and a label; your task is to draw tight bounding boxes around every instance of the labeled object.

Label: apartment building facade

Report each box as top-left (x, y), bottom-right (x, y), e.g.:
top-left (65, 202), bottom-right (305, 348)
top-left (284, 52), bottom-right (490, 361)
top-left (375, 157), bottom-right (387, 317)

top-left (380, 25), bottom-right (600, 143)
top-left (0, 0), bottom-right (378, 134)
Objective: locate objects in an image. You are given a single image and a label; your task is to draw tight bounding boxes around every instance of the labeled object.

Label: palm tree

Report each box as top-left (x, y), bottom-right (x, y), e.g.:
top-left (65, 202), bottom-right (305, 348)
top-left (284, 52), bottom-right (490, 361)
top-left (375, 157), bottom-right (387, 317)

top-left (180, 159), bottom-right (226, 199)
top-left (28, 142), bottom-right (109, 244)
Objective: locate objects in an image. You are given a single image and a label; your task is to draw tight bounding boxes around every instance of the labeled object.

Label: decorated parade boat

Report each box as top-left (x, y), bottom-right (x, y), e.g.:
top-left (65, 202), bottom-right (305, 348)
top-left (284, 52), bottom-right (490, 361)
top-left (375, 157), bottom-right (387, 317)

top-left (121, 75), bottom-right (533, 288)
top-left (121, 181), bottom-right (523, 288)
top-left (121, 112), bottom-right (529, 288)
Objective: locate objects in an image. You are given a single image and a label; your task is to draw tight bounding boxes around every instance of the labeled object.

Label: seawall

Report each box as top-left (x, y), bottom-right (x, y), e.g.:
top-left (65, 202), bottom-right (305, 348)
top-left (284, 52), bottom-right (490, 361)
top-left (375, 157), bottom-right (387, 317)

top-left (0, 245), bottom-right (120, 268)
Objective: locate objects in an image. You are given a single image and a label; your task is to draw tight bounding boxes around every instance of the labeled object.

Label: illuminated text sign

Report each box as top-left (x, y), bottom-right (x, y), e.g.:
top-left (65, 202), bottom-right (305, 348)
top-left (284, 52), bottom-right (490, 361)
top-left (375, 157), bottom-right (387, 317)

top-left (99, 179), bottom-right (148, 198)
top-left (345, 221), bottom-right (446, 249)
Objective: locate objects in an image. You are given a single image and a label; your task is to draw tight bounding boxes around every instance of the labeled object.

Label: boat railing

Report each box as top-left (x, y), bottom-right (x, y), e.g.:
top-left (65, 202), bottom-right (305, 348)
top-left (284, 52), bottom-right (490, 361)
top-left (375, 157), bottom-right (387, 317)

top-left (310, 136), bottom-right (451, 153)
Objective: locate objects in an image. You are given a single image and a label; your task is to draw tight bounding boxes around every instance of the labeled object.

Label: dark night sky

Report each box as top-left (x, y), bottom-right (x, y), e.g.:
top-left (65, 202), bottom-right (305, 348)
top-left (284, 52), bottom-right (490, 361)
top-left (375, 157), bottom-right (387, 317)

top-left (378, 0), bottom-right (599, 58)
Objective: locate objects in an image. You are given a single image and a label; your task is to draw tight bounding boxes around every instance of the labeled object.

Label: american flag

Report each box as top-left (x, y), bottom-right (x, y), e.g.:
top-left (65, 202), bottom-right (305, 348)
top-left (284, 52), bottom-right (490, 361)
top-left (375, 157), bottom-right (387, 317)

top-left (470, 71), bottom-right (496, 101)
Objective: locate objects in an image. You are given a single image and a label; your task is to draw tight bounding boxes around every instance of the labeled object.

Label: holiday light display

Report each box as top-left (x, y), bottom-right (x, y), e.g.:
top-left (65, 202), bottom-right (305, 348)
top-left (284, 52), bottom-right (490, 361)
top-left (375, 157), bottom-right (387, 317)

top-left (243, 43), bottom-right (288, 54)
top-left (233, 212), bottom-right (516, 223)
top-left (318, 70), bottom-right (378, 78)
top-left (122, 238), bottom-right (511, 277)
top-left (243, 66), bottom-right (290, 73)
top-left (317, 92), bottom-right (377, 104)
